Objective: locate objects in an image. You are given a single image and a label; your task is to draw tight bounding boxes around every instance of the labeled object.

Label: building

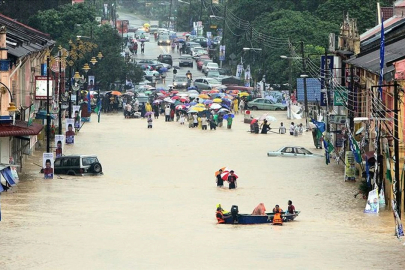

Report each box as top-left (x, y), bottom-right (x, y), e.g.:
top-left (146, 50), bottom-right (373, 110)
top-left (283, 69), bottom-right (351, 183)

top-left (0, 14), bottom-right (55, 169)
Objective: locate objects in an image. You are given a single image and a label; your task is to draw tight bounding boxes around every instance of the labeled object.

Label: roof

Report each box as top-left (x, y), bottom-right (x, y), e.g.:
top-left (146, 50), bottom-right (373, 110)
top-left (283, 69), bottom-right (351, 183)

top-left (346, 38), bottom-right (405, 75)
top-left (0, 13), bottom-right (55, 58)
top-left (396, 0), bottom-right (405, 7)
top-left (0, 120), bottom-right (43, 137)
top-left (361, 16), bottom-right (405, 42)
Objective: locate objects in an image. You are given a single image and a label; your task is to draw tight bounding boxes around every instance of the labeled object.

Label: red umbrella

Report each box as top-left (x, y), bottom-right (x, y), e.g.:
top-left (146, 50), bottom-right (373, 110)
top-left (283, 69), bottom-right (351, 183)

top-left (176, 105), bottom-right (186, 110)
top-left (171, 90), bottom-right (179, 94)
top-left (221, 171), bottom-right (238, 181)
top-left (160, 90), bottom-right (168, 95)
top-left (172, 96), bottom-right (180, 100)
top-left (180, 97), bottom-right (189, 103)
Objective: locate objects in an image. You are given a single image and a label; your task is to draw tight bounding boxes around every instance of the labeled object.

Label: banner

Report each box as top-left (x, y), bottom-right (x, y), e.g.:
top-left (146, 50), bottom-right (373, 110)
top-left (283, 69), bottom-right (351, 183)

top-left (219, 45), bottom-right (225, 61)
top-left (65, 118), bottom-right (75, 144)
top-left (236, 64), bottom-right (243, 79)
top-left (73, 105), bottom-right (81, 131)
top-left (35, 76), bottom-right (53, 100)
top-left (364, 189), bottom-right (379, 213)
top-left (344, 151), bottom-right (356, 181)
top-left (88, 75), bottom-right (95, 91)
top-left (43, 152), bottom-right (54, 179)
top-left (54, 135), bottom-right (65, 158)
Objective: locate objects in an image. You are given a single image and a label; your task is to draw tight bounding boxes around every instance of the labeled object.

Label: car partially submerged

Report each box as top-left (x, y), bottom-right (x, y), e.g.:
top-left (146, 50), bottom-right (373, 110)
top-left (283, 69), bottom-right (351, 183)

top-left (267, 147), bottom-right (323, 157)
top-left (54, 155), bottom-right (103, 176)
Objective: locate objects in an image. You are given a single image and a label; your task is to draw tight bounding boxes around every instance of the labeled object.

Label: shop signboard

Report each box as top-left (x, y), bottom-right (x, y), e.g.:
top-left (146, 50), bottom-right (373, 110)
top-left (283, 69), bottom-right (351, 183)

top-left (35, 76), bottom-right (54, 100)
top-left (334, 86), bottom-right (348, 106)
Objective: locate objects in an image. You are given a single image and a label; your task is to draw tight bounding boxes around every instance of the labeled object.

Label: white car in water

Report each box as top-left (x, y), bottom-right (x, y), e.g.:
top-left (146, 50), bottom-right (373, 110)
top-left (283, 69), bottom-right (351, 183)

top-left (267, 146), bottom-right (323, 157)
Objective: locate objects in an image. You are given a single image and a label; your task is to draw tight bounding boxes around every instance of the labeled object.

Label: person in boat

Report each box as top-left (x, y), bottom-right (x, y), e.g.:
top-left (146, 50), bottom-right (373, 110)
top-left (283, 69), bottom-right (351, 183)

top-left (216, 169), bottom-right (223, 187)
top-left (216, 204), bottom-right (229, 214)
top-left (272, 204), bottom-right (283, 225)
top-left (216, 207), bottom-right (225, 223)
top-left (272, 204), bottom-right (283, 213)
top-left (287, 200), bottom-right (295, 214)
top-left (252, 203), bottom-right (266, 215)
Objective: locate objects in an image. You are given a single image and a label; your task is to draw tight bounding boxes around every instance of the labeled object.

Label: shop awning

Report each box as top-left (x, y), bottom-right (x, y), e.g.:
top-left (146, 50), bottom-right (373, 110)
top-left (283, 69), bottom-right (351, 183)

top-left (0, 120), bottom-right (43, 137)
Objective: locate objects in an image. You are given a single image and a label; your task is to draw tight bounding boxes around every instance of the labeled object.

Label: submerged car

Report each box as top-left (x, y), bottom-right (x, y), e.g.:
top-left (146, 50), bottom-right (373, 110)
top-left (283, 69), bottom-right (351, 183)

top-left (267, 147), bottom-right (323, 157)
top-left (54, 155), bottom-right (103, 175)
top-left (247, 98), bottom-right (287, 111)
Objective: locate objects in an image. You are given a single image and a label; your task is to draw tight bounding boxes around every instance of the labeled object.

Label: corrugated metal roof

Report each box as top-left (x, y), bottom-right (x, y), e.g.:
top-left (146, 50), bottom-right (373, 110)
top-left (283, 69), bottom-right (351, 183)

top-left (0, 13), bottom-right (55, 58)
top-left (361, 16), bottom-right (404, 41)
top-left (346, 39), bottom-right (405, 75)
top-left (0, 121), bottom-right (43, 137)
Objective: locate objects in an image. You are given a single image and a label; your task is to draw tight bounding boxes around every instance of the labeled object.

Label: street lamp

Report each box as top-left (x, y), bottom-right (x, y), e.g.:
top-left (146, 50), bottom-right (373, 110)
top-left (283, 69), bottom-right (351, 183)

top-left (280, 55), bottom-right (295, 120)
top-left (243, 48), bottom-right (262, 51)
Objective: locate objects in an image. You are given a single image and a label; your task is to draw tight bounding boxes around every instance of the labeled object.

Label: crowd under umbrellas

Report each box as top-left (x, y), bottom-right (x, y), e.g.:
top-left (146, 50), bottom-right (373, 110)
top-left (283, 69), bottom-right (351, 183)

top-left (123, 85), bottom-right (246, 130)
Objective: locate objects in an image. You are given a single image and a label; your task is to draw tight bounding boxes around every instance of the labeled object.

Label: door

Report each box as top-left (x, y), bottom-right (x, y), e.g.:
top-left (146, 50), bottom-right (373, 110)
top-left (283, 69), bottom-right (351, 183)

top-left (280, 147), bottom-right (295, 157)
top-left (264, 99), bottom-right (273, 110)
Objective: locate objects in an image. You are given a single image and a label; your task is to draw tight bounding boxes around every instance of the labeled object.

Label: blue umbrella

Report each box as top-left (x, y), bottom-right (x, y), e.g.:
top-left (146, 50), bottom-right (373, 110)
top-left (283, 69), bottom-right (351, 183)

top-left (221, 104), bottom-right (231, 110)
top-left (190, 101), bottom-right (197, 106)
top-left (187, 86), bottom-right (197, 90)
top-left (224, 114), bottom-right (235, 119)
top-left (159, 67), bottom-right (168, 73)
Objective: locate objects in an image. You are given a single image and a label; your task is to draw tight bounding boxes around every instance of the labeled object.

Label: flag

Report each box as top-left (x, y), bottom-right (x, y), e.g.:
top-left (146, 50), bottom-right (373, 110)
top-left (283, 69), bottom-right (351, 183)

top-left (323, 139), bottom-right (335, 165)
top-left (366, 159), bottom-right (371, 186)
top-left (384, 143), bottom-right (392, 182)
top-left (378, 14), bottom-right (385, 99)
top-left (87, 90), bottom-right (91, 113)
top-left (94, 98), bottom-right (102, 123)
top-left (349, 135), bottom-right (362, 163)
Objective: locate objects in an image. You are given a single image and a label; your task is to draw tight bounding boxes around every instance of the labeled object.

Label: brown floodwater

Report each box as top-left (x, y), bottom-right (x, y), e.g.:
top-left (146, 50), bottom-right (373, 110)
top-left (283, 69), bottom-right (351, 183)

top-left (1, 111), bottom-right (404, 270)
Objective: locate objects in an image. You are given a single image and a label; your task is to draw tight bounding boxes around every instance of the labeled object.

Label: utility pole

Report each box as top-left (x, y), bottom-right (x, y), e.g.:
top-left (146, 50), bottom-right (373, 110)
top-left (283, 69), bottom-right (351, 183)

top-left (348, 65), bottom-right (354, 133)
top-left (46, 55), bottom-right (50, 153)
top-left (169, 0), bottom-right (173, 30)
top-left (200, 0), bottom-right (203, 21)
top-left (324, 48), bottom-right (330, 132)
top-left (394, 81), bottom-right (401, 218)
top-left (300, 41), bottom-right (308, 129)
top-left (58, 49), bottom-right (62, 135)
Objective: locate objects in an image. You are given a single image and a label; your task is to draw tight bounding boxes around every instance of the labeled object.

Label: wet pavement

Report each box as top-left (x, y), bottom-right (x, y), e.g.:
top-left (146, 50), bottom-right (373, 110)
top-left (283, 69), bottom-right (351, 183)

top-left (0, 12), bottom-right (404, 270)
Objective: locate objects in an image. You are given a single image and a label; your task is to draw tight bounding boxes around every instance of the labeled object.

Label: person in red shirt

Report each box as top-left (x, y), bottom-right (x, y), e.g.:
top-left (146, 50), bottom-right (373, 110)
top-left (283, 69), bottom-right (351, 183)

top-left (287, 200), bottom-right (295, 214)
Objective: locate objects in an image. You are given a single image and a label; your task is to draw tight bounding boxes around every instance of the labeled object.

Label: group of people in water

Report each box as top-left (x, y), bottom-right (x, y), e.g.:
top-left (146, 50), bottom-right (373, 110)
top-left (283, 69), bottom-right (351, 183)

top-left (216, 169), bottom-right (237, 189)
top-left (216, 201), bottom-right (296, 224)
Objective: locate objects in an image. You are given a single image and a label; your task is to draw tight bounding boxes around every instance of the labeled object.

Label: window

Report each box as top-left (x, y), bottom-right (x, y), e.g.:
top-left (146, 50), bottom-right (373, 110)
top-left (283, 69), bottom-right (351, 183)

top-left (295, 148), bottom-right (305, 154)
top-left (264, 100), bottom-right (271, 104)
top-left (255, 99), bottom-right (264, 104)
top-left (281, 147), bottom-right (294, 153)
top-left (71, 158), bottom-right (80, 167)
top-left (54, 159), bottom-right (61, 167)
top-left (82, 157), bottom-right (98, 166)
top-left (62, 159), bottom-right (70, 166)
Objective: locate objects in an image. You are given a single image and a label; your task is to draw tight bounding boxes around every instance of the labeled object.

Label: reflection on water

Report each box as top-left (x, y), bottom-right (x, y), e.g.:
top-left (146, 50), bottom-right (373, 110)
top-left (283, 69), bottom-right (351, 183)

top-left (1, 112), bottom-right (404, 270)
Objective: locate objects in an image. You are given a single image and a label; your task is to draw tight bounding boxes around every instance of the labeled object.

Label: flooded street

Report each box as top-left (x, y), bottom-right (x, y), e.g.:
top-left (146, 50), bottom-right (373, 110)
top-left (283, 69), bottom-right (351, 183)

top-left (1, 111), bottom-right (404, 269)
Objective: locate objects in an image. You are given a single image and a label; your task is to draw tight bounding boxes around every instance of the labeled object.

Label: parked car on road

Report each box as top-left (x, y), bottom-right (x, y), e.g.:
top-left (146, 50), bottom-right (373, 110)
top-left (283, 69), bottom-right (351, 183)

top-left (191, 47), bottom-right (207, 58)
top-left (267, 146), bottom-right (323, 157)
top-left (247, 98), bottom-right (287, 111)
top-left (191, 37), bottom-right (209, 47)
top-left (206, 70), bottom-right (222, 79)
top-left (194, 77), bottom-right (224, 90)
top-left (184, 42), bottom-right (201, 54)
top-left (157, 54), bottom-right (173, 66)
top-left (201, 60), bottom-right (214, 73)
top-left (197, 56), bottom-right (211, 70)
top-left (204, 62), bottom-right (219, 74)
top-left (179, 55), bottom-right (193, 67)
top-left (54, 155), bottom-right (103, 176)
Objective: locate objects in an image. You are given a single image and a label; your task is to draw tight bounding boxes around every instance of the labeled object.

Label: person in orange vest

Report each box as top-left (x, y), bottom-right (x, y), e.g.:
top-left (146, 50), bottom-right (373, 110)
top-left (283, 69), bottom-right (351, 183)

top-left (272, 205), bottom-right (283, 225)
top-left (216, 207), bottom-right (225, 223)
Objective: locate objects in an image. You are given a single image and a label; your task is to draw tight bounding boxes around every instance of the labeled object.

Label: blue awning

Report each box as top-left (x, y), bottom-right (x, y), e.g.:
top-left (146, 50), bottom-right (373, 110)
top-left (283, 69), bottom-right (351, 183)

top-left (1, 167), bottom-right (16, 186)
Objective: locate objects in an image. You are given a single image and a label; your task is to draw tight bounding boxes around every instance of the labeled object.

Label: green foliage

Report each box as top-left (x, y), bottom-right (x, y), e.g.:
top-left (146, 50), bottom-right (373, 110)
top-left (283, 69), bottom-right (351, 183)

top-left (28, 3), bottom-right (143, 89)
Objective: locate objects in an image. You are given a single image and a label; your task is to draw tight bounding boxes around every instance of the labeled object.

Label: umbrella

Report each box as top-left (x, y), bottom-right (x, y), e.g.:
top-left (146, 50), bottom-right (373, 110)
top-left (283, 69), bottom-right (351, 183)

top-left (265, 115), bottom-right (277, 122)
top-left (198, 110), bottom-right (211, 117)
top-left (204, 100), bottom-right (213, 105)
top-left (172, 96), bottom-right (180, 100)
top-left (160, 90), bottom-right (168, 95)
top-left (189, 106), bottom-right (205, 112)
top-left (224, 114), bottom-right (234, 119)
top-left (144, 91), bottom-right (152, 95)
top-left (188, 108), bottom-right (199, 113)
top-left (176, 105), bottom-right (186, 110)
top-left (259, 113), bottom-right (269, 121)
top-left (180, 97), bottom-right (189, 103)
top-left (215, 167), bottom-right (230, 176)
top-left (144, 23), bottom-right (150, 28)
top-left (190, 101), bottom-right (197, 106)
top-left (199, 94), bottom-right (209, 99)
top-left (111, 91), bottom-right (122, 96)
top-left (213, 98), bottom-right (222, 103)
top-left (221, 171), bottom-right (239, 181)
top-left (164, 97), bottom-right (174, 103)
top-left (239, 92), bottom-right (249, 97)
top-left (159, 67), bottom-right (168, 73)
top-left (145, 112), bottom-right (154, 117)
top-left (174, 100), bottom-right (182, 106)
top-left (153, 100), bottom-right (162, 104)
top-left (188, 86), bottom-right (198, 90)
top-left (178, 92), bottom-right (189, 97)
top-left (218, 108), bottom-right (230, 113)
top-left (171, 90), bottom-right (179, 94)
top-left (210, 103), bottom-right (222, 110)
top-left (195, 103), bottom-right (205, 108)
top-left (209, 89), bottom-right (219, 94)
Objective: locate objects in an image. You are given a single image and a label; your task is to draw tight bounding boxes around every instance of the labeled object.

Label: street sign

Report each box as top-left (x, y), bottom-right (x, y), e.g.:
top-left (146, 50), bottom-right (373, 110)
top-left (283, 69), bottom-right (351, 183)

top-left (333, 86), bottom-right (348, 106)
